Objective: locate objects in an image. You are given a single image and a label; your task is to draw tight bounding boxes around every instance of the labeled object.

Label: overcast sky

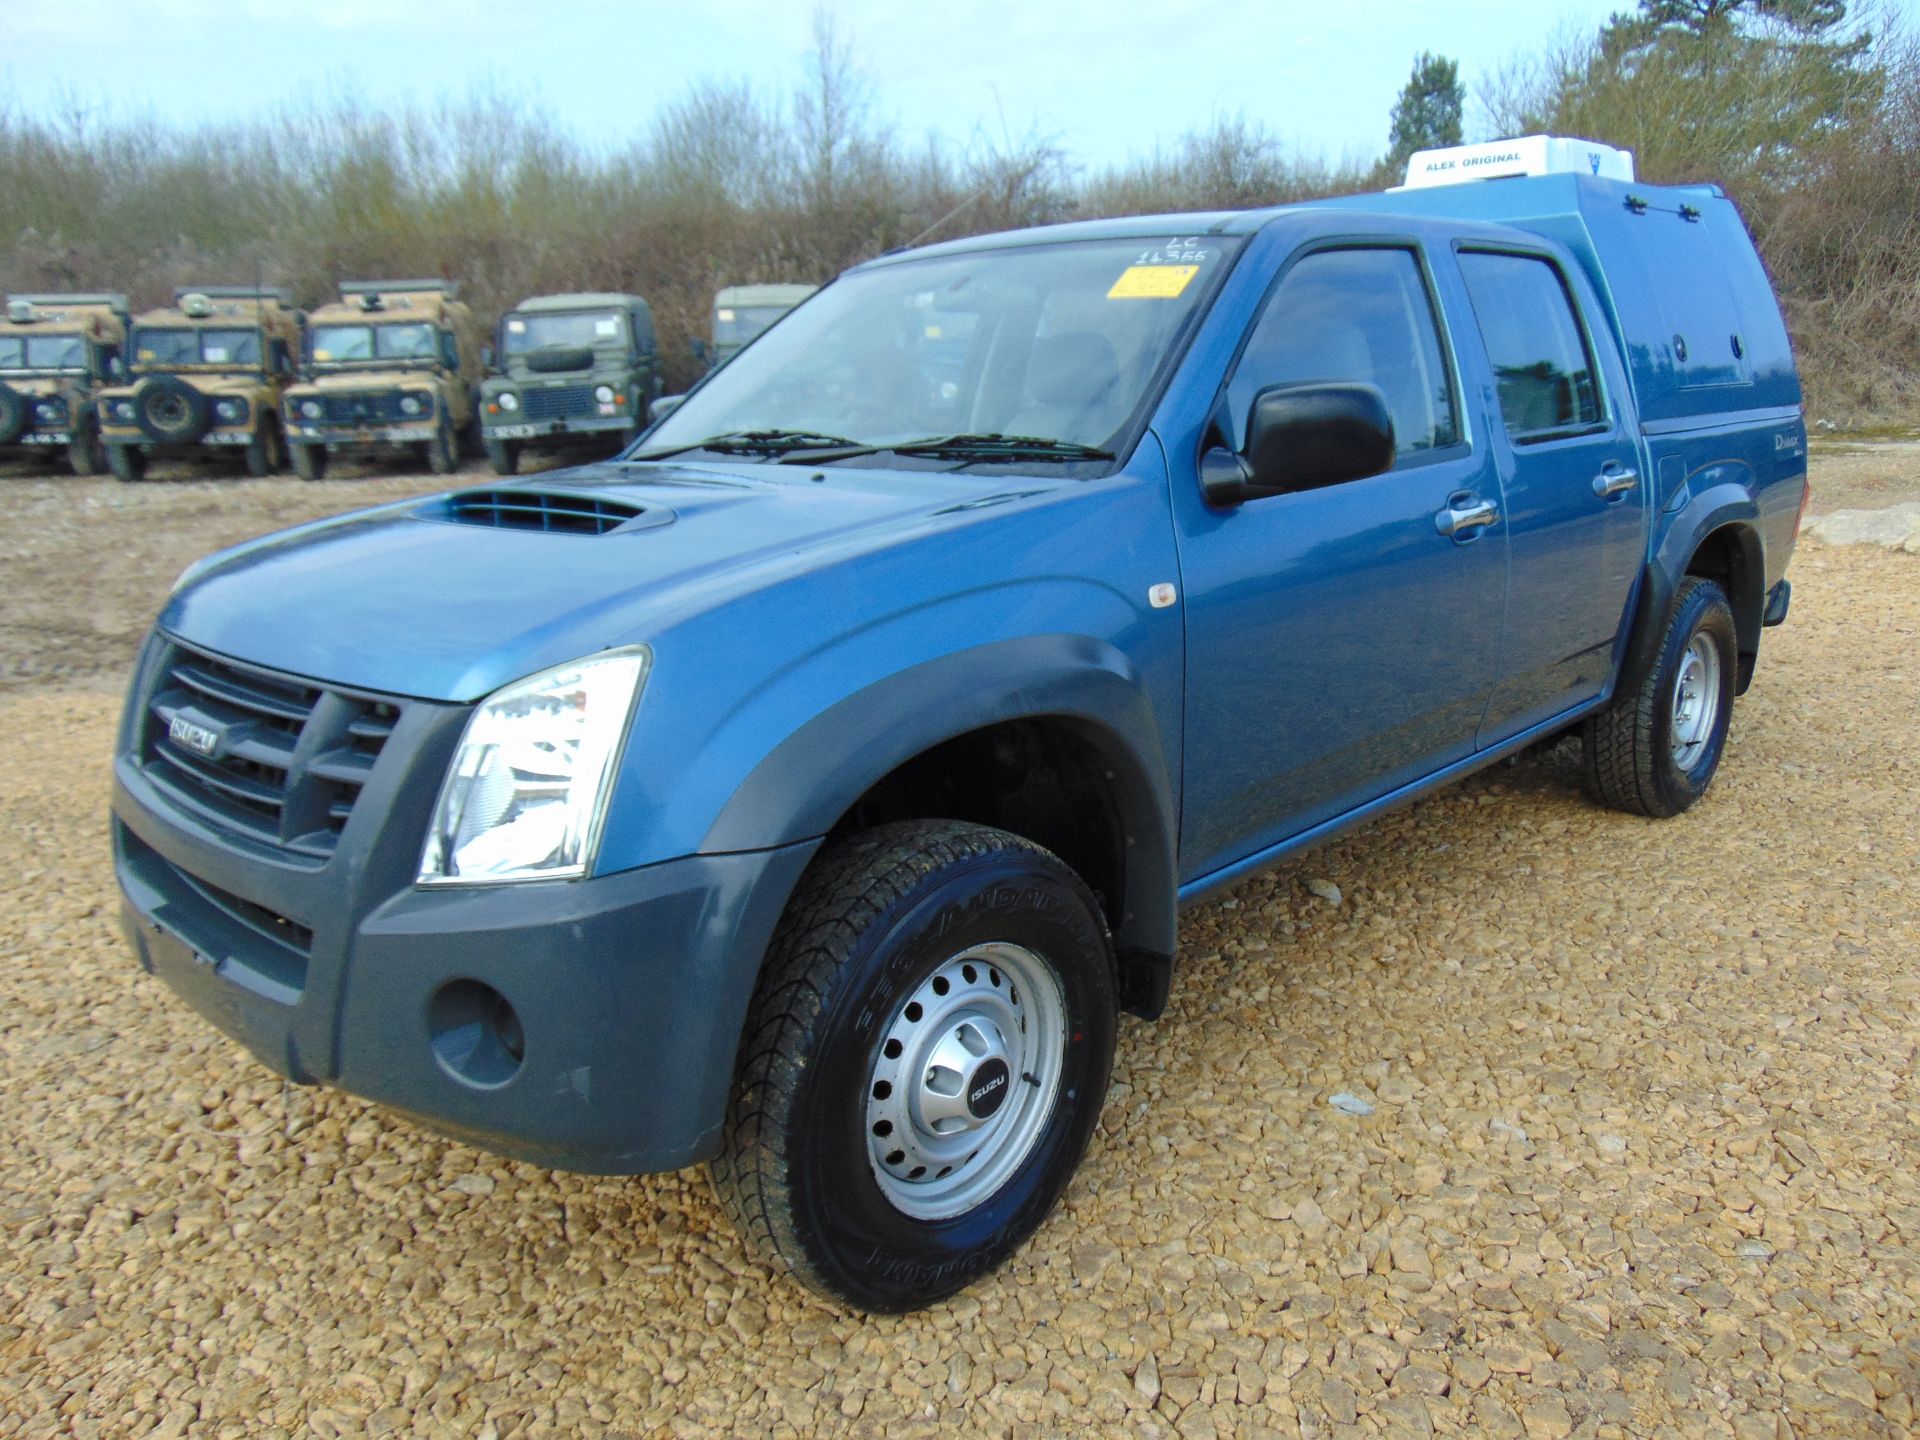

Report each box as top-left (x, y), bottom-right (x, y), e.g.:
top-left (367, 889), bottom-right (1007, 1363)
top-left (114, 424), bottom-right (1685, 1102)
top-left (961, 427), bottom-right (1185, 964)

top-left (4, 0), bottom-right (1625, 169)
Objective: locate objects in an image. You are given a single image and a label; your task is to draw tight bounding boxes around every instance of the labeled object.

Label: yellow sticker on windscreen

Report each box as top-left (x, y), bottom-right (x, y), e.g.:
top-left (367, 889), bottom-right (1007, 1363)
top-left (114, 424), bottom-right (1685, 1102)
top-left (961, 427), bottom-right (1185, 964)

top-left (1108, 264), bottom-right (1199, 300)
top-left (312, 348), bottom-right (331, 361)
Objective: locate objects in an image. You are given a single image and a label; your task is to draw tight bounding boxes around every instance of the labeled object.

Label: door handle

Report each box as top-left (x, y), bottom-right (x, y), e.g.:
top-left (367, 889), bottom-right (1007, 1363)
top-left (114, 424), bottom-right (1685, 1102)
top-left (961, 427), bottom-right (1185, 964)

top-left (1593, 466), bottom-right (1638, 499)
top-left (1435, 496), bottom-right (1499, 537)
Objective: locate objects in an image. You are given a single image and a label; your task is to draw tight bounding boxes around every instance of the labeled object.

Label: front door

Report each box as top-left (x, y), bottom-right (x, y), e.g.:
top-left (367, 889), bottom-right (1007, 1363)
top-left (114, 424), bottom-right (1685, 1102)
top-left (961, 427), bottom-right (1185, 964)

top-left (1452, 248), bottom-right (1647, 740)
top-left (1176, 243), bottom-right (1507, 883)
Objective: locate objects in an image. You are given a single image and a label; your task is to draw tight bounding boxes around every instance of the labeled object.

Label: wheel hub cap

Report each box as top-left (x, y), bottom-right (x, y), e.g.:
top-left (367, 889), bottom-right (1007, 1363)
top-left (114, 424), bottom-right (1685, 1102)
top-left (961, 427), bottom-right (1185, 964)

top-left (1669, 633), bottom-right (1722, 771)
top-left (865, 941), bottom-right (1066, 1221)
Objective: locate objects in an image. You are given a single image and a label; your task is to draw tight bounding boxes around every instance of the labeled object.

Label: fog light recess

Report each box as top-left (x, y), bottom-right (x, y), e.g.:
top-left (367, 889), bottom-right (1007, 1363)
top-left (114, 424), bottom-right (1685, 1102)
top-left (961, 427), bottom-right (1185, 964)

top-left (429, 979), bottom-right (526, 1088)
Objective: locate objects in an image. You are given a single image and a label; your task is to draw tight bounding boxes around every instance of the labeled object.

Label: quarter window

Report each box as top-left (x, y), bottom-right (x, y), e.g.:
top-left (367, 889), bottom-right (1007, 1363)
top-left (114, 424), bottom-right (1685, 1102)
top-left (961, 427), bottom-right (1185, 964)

top-left (1458, 252), bottom-right (1603, 439)
top-left (1225, 247), bottom-right (1460, 459)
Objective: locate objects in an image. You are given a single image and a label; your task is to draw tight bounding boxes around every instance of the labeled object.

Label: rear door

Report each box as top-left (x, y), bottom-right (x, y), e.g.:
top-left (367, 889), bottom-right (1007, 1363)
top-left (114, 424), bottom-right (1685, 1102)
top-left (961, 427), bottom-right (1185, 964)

top-left (1175, 242), bottom-right (1508, 881)
top-left (1452, 248), bottom-right (1647, 742)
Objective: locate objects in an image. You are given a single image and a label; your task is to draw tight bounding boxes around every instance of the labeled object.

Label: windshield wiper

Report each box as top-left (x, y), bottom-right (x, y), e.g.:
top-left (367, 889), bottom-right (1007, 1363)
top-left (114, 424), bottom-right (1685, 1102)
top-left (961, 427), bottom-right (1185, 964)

top-left (633, 429), bottom-right (861, 461)
top-left (791, 433), bottom-right (1116, 465)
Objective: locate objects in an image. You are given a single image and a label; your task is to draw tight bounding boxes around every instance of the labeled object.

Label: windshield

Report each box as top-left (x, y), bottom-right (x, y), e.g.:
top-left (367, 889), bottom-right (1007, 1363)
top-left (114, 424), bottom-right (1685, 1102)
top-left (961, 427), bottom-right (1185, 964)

top-left (648, 234), bottom-right (1240, 458)
top-left (133, 327), bottom-right (262, 368)
top-left (714, 305), bottom-right (792, 349)
top-left (502, 311), bottom-right (623, 354)
top-left (0, 335), bottom-right (87, 371)
top-left (309, 322), bottom-right (438, 365)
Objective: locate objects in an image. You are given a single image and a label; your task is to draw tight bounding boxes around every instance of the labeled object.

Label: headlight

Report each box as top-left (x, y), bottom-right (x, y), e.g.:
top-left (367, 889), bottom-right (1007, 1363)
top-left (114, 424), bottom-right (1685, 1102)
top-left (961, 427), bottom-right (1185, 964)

top-left (497, 392), bottom-right (519, 412)
top-left (113, 401), bottom-right (136, 422)
top-left (594, 384), bottom-right (614, 404)
top-left (35, 401), bottom-right (64, 423)
top-left (215, 398), bottom-right (246, 423)
top-left (299, 399), bottom-right (322, 420)
top-left (400, 394), bottom-right (424, 417)
top-left (418, 647), bottom-right (650, 886)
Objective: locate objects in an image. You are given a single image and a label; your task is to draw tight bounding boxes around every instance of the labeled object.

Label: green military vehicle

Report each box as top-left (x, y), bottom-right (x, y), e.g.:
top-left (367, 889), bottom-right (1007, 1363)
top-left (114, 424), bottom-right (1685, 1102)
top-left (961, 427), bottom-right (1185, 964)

top-left (478, 292), bottom-right (661, 475)
top-left (283, 280), bottom-right (484, 480)
top-left (0, 292), bottom-right (130, 476)
top-left (708, 283), bottom-right (817, 367)
top-left (97, 286), bottom-right (303, 482)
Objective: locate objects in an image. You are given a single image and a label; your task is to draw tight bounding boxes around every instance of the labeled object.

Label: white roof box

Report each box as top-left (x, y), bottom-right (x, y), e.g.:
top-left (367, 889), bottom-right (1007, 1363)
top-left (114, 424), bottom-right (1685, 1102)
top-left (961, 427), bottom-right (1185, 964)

top-left (1399, 135), bottom-right (1636, 190)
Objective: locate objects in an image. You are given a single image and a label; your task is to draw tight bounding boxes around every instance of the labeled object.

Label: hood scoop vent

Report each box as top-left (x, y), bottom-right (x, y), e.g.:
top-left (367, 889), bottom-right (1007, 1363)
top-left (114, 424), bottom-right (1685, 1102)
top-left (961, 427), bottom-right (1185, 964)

top-left (433, 488), bottom-right (671, 536)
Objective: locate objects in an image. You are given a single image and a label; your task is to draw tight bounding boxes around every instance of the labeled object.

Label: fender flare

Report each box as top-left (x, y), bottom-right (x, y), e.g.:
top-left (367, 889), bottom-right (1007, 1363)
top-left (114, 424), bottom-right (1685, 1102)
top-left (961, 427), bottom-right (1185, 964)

top-left (700, 634), bottom-right (1182, 993)
top-left (1620, 483), bottom-right (1765, 699)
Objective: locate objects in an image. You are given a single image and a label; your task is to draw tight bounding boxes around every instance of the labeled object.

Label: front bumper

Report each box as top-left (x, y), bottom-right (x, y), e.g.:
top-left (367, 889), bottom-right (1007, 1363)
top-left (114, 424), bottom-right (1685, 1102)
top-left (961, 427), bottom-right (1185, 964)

top-left (103, 429), bottom-right (256, 449)
top-left (483, 414), bottom-right (632, 443)
top-left (112, 710), bottom-right (818, 1175)
top-left (288, 423), bottom-right (438, 447)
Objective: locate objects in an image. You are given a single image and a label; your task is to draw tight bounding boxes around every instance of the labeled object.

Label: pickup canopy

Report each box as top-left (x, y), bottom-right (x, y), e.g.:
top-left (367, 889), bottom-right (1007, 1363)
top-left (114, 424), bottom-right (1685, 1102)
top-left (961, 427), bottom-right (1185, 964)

top-left (1309, 174), bottom-right (1798, 426)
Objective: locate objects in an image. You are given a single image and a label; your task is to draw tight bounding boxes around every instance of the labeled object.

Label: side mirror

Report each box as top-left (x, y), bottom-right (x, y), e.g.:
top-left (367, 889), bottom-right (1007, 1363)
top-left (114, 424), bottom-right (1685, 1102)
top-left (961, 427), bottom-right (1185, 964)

top-left (106, 356), bottom-right (127, 381)
top-left (688, 337), bottom-right (709, 363)
top-left (648, 394), bottom-right (686, 424)
top-left (479, 344), bottom-right (495, 369)
top-left (1202, 383), bottom-right (1395, 507)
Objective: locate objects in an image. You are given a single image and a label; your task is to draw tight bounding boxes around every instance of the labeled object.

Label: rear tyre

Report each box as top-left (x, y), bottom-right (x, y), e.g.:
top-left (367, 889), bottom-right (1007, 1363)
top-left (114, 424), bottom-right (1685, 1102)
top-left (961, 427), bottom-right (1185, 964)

top-left (1583, 575), bottom-right (1737, 818)
top-left (484, 437), bottom-right (521, 476)
top-left (711, 820), bottom-right (1117, 1313)
top-left (107, 445), bottom-right (146, 484)
top-left (290, 443), bottom-right (327, 482)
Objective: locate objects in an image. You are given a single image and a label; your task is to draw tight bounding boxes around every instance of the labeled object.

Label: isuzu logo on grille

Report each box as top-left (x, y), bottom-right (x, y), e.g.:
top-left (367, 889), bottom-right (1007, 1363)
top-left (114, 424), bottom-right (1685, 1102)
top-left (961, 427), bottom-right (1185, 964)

top-left (168, 715), bottom-right (222, 758)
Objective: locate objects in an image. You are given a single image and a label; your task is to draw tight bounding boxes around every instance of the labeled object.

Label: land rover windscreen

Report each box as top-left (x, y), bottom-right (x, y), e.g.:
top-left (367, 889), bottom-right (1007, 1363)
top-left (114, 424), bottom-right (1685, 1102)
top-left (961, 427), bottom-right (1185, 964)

top-left (0, 334), bottom-right (88, 373)
top-left (503, 309), bottom-right (626, 355)
top-left (133, 327), bottom-right (263, 369)
top-left (307, 321), bottom-right (440, 367)
top-left (640, 234), bottom-right (1240, 468)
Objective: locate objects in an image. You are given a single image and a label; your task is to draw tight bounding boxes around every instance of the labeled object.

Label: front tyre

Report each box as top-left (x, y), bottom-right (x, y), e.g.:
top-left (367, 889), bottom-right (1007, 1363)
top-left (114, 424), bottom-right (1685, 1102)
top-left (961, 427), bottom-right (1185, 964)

top-left (711, 820), bottom-right (1117, 1312)
top-left (67, 416), bottom-right (105, 476)
top-left (243, 418), bottom-right (283, 478)
top-left (290, 442), bottom-right (327, 481)
top-left (106, 444), bottom-right (146, 484)
top-left (483, 437), bottom-right (520, 476)
top-left (1583, 575), bottom-right (1737, 818)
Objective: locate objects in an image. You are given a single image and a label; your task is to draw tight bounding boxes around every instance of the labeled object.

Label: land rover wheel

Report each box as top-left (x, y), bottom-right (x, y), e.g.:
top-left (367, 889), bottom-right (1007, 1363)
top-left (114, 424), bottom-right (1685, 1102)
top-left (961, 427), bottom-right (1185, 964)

top-left (484, 437), bottom-right (521, 476)
top-left (425, 424), bottom-right (457, 476)
top-left (1583, 575), bottom-right (1737, 819)
top-left (107, 445), bottom-right (146, 484)
top-left (67, 415), bottom-right (106, 477)
top-left (711, 820), bottom-right (1116, 1312)
top-left (243, 417), bottom-right (283, 477)
top-left (290, 443), bottom-right (327, 482)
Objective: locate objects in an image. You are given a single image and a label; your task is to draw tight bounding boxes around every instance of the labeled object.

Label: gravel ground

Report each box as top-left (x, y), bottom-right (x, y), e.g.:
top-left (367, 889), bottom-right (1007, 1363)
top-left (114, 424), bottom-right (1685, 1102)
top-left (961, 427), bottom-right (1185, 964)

top-left (1, 453), bottom-right (1918, 1438)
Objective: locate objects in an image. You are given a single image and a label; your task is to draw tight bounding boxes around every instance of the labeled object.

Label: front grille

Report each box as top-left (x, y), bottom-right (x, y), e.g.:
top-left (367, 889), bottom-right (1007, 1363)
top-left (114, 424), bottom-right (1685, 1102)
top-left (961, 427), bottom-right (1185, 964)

top-left (520, 384), bottom-right (594, 422)
top-left (139, 640), bottom-right (402, 860)
top-left (320, 391), bottom-right (407, 424)
top-left (440, 488), bottom-right (646, 535)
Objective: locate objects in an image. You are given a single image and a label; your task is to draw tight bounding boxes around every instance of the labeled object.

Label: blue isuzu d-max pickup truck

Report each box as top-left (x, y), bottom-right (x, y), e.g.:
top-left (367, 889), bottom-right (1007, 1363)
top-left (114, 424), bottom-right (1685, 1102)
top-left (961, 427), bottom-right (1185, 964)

top-left (112, 137), bottom-right (1808, 1310)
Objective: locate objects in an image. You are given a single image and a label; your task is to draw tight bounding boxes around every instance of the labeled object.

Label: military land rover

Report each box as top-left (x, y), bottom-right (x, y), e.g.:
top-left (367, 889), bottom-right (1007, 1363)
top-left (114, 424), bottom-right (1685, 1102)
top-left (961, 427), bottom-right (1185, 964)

top-left (99, 287), bottom-right (303, 482)
top-left (708, 283), bottom-right (817, 367)
top-left (478, 292), bottom-right (660, 475)
top-left (0, 292), bottom-right (130, 476)
top-left (283, 281), bottom-right (482, 480)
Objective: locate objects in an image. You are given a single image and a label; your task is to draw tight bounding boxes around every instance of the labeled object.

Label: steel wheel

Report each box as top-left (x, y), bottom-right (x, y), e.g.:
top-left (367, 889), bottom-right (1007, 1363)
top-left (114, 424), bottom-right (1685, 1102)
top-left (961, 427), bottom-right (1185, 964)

top-left (1669, 632), bottom-right (1721, 771)
top-left (864, 941), bottom-right (1066, 1221)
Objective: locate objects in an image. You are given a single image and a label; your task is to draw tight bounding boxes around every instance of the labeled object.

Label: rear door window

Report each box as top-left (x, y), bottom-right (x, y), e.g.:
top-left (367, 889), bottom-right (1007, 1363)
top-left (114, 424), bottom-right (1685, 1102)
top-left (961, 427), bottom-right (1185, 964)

top-left (1225, 246), bottom-right (1460, 460)
top-left (1457, 252), bottom-right (1605, 441)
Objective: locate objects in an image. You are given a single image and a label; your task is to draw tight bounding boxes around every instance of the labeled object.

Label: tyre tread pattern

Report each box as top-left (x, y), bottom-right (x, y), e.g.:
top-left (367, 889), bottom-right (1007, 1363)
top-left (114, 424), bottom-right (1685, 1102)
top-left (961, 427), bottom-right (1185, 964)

top-left (709, 819), bottom-right (1066, 1300)
top-left (1583, 575), bottom-right (1726, 818)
